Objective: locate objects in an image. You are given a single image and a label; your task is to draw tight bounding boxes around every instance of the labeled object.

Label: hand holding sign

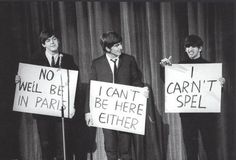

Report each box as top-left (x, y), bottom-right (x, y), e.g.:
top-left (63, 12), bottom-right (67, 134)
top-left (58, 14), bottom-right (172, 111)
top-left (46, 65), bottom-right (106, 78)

top-left (70, 107), bottom-right (76, 118)
top-left (13, 63), bottom-right (78, 118)
top-left (218, 77), bottom-right (225, 87)
top-left (15, 75), bottom-right (21, 84)
top-left (141, 86), bottom-right (149, 98)
top-left (165, 63), bottom-right (222, 113)
top-left (89, 80), bottom-right (147, 135)
top-left (85, 112), bottom-right (93, 126)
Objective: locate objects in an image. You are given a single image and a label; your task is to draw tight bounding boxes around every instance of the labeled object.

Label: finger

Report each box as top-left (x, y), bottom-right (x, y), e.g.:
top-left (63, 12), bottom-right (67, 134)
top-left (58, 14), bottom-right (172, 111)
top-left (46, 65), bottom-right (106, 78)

top-left (87, 120), bottom-right (91, 126)
top-left (161, 58), bottom-right (168, 62)
top-left (160, 61), bottom-right (165, 65)
top-left (89, 120), bottom-right (93, 126)
top-left (168, 56), bottom-right (172, 60)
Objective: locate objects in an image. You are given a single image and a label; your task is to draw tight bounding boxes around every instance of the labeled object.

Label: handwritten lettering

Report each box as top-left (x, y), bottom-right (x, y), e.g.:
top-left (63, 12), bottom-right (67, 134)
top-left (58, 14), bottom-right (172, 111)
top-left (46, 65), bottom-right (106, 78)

top-left (39, 69), bottom-right (54, 81)
top-left (18, 81), bottom-right (42, 93)
top-left (35, 96), bottom-right (67, 110)
top-left (99, 113), bottom-right (139, 130)
top-left (114, 100), bottom-right (143, 115)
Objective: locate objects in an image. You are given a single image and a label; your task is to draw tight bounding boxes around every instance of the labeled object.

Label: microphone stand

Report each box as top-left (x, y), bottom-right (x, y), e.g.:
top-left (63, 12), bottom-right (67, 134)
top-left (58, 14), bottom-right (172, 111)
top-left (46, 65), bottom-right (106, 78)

top-left (59, 54), bottom-right (67, 160)
top-left (61, 105), bottom-right (66, 160)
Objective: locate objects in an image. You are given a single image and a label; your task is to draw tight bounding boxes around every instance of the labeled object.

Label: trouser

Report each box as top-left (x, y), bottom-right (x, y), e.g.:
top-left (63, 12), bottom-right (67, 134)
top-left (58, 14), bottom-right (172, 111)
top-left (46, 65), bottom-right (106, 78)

top-left (180, 113), bottom-right (220, 160)
top-left (103, 129), bottom-right (132, 160)
top-left (36, 116), bottom-right (74, 160)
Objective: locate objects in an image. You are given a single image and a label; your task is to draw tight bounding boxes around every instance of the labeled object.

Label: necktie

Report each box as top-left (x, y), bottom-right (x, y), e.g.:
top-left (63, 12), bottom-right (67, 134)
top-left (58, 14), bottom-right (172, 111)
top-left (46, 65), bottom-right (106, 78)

top-left (111, 59), bottom-right (117, 83)
top-left (51, 56), bottom-right (55, 67)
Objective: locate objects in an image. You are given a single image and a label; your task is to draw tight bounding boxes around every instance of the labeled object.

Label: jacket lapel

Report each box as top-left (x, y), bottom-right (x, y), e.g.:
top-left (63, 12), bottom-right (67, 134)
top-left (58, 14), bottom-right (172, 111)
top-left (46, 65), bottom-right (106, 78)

top-left (117, 54), bottom-right (123, 72)
top-left (103, 54), bottom-right (113, 74)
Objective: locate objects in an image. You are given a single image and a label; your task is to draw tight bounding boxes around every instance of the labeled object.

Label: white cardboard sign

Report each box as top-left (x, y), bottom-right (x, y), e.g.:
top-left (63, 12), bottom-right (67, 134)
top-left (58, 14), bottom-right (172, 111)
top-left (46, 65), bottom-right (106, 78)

top-left (13, 63), bottom-right (78, 118)
top-left (89, 80), bottom-right (147, 135)
top-left (165, 63), bottom-right (222, 113)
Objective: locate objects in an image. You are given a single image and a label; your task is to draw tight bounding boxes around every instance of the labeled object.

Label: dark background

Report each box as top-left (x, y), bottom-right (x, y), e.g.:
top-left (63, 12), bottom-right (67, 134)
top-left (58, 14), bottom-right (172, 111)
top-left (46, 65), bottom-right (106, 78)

top-left (0, 1), bottom-right (235, 160)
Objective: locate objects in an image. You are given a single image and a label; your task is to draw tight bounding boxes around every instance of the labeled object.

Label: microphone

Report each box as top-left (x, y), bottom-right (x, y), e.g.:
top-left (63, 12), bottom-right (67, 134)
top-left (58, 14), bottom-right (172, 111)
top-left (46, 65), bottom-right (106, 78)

top-left (59, 54), bottom-right (63, 68)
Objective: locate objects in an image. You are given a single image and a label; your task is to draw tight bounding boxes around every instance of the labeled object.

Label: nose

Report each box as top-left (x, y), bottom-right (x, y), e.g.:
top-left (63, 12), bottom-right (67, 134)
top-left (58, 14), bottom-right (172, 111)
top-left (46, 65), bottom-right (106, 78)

top-left (50, 40), bottom-right (55, 44)
top-left (119, 44), bottom-right (123, 50)
top-left (187, 46), bottom-right (193, 51)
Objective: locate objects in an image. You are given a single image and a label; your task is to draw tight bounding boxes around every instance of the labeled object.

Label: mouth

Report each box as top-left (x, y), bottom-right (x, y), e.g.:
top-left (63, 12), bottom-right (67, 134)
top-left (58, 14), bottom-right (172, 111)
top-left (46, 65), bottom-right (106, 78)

top-left (112, 51), bottom-right (121, 55)
top-left (188, 52), bottom-right (194, 55)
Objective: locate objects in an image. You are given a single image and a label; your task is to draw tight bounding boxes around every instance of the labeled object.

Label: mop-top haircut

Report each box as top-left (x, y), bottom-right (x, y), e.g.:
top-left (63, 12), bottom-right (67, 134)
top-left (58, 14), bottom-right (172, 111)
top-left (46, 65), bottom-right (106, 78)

top-left (100, 31), bottom-right (122, 52)
top-left (184, 34), bottom-right (203, 48)
top-left (39, 28), bottom-right (58, 44)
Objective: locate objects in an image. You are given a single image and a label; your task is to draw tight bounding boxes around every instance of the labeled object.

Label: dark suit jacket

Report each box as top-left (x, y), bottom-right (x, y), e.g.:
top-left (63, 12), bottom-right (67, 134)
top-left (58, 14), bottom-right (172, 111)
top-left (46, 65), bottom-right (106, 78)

top-left (30, 52), bottom-right (79, 119)
top-left (85, 53), bottom-right (144, 113)
top-left (31, 52), bottom-right (78, 70)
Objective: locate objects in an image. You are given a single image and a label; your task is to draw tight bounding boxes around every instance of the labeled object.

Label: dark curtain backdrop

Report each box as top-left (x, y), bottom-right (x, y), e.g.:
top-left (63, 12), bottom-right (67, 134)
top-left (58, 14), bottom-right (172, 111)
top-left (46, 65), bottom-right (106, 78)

top-left (0, 1), bottom-right (235, 160)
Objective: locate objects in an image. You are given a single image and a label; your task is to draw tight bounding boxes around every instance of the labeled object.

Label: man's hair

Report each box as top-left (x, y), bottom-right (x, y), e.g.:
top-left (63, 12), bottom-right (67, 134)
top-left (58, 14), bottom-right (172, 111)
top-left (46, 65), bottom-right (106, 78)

top-left (39, 28), bottom-right (58, 44)
top-left (100, 31), bottom-right (122, 52)
top-left (184, 35), bottom-right (203, 48)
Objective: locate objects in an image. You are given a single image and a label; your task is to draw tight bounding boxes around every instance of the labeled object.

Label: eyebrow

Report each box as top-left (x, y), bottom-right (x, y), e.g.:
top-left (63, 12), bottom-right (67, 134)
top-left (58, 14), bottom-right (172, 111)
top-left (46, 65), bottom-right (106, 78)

top-left (114, 43), bottom-right (121, 46)
top-left (47, 36), bottom-right (56, 40)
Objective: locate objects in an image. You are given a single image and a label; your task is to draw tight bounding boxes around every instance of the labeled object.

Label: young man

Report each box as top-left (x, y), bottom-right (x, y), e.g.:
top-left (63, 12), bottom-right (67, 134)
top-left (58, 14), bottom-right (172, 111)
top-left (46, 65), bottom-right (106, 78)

top-left (31, 29), bottom-right (78, 160)
top-left (160, 35), bottom-right (225, 160)
top-left (85, 31), bottom-right (148, 160)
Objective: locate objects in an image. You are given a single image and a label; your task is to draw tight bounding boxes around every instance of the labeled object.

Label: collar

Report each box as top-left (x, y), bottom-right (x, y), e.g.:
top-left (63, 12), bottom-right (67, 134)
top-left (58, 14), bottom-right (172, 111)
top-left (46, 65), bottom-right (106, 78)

top-left (45, 51), bottom-right (59, 65)
top-left (106, 53), bottom-right (119, 61)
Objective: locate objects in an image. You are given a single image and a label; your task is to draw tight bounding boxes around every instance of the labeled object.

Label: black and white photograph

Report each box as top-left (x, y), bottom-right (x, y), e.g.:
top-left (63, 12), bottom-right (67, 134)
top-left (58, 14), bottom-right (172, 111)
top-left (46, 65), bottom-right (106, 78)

top-left (0, 1), bottom-right (235, 160)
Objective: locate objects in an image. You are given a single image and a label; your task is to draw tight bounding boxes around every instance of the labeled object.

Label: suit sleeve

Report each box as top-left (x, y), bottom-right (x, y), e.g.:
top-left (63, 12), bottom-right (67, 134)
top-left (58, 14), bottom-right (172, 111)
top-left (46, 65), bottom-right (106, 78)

top-left (84, 61), bottom-right (97, 113)
top-left (64, 55), bottom-right (81, 115)
top-left (90, 61), bottom-right (97, 81)
top-left (160, 65), bottom-right (165, 82)
top-left (130, 56), bottom-right (144, 87)
top-left (66, 55), bottom-right (79, 70)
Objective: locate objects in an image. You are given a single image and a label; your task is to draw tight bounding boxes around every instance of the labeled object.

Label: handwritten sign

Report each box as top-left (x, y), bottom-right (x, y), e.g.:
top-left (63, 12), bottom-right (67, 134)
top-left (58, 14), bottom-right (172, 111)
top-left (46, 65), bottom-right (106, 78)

top-left (165, 63), bottom-right (222, 113)
top-left (13, 63), bottom-right (78, 118)
top-left (89, 80), bottom-right (147, 135)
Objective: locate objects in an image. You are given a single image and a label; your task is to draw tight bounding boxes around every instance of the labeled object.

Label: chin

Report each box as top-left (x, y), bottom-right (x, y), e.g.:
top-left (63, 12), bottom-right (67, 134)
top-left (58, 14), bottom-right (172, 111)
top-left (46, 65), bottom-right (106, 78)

top-left (117, 52), bottom-right (122, 56)
top-left (51, 49), bottom-right (59, 52)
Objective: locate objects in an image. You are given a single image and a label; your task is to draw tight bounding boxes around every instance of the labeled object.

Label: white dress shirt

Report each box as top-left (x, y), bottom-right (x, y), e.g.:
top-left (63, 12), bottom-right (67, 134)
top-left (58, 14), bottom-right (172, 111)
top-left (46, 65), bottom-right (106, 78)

top-left (45, 51), bottom-right (59, 66)
top-left (106, 54), bottom-right (119, 83)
